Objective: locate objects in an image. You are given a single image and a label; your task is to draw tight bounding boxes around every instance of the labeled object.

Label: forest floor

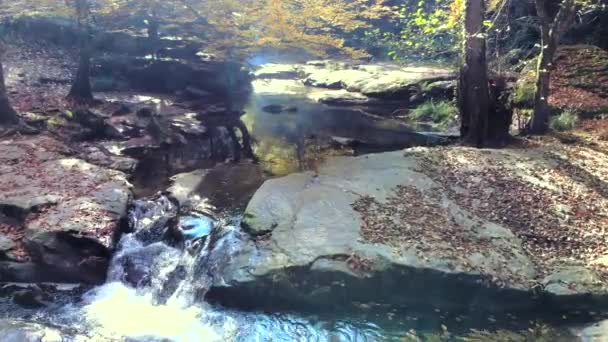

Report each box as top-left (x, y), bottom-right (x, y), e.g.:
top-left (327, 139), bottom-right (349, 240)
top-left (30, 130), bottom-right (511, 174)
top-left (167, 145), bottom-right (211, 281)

top-left (4, 39), bottom-right (76, 113)
top-left (550, 45), bottom-right (608, 113)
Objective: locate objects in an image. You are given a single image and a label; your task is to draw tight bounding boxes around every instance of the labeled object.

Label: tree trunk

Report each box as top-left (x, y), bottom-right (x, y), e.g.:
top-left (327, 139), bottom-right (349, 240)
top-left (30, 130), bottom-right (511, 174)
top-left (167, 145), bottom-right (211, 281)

top-left (67, 48), bottom-right (94, 102)
top-left (530, 0), bottom-right (576, 134)
top-left (68, 0), bottom-right (94, 102)
top-left (233, 119), bottom-right (257, 161)
top-left (148, 18), bottom-right (159, 42)
top-left (458, 0), bottom-right (491, 146)
top-left (0, 55), bottom-right (18, 125)
top-left (147, 18), bottom-right (161, 59)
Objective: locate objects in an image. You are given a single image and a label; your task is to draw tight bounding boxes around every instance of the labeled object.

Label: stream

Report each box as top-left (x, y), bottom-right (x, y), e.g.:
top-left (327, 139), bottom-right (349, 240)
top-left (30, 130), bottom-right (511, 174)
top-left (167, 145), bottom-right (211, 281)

top-left (0, 193), bottom-right (588, 341)
top-left (0, 64), bottom-right (595, 341)
top-left (0, 197), bottom-right (414, 341)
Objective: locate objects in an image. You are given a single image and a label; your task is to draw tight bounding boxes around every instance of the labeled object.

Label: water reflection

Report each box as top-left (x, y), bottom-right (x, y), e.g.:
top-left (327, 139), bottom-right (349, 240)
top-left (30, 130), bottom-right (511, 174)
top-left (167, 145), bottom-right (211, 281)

top-left (244, 78), bottom-right (439, 176)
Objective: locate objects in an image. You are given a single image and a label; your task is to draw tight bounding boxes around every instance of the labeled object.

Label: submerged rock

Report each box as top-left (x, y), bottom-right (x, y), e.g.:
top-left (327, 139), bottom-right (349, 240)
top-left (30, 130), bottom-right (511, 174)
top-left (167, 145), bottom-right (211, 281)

top-left (0, 320), bottom-right (65, 342)
top-left (167, 169), bottom-right (210, 207)
top-left (262, 104), bottom-right (298, 114)
top-left (209, 146), bottom-right (608, 314)
top-left (577, 320), bottom-right (608, 341)
top-left (178, 215), bottom-right (214, 241)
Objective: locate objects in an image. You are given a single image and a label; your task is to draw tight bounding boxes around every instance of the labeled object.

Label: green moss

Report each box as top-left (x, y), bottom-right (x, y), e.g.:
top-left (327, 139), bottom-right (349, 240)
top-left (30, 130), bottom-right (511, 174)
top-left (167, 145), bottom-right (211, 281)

top-left (550, 109), bottom-right (579, 132)
top-left (513, 77), bottom-right (536, 107)
top-left (410, 100), bottom-right (458, 127)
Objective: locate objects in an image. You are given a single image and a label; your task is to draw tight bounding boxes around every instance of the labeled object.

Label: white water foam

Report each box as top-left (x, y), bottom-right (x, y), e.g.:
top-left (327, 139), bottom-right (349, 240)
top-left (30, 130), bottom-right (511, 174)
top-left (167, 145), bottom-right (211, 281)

top-left (80, 282), bottom-right (218, 341)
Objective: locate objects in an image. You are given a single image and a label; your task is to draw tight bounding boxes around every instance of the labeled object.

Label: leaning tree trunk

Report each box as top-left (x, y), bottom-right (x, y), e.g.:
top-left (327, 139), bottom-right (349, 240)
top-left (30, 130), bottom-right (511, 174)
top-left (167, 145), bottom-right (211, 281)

top-left (530, 0), bottom-right (575, 134)
top-left (458, 0), bottom-right (491, 146)
top-left (0, 55), bottom-right (18, 125)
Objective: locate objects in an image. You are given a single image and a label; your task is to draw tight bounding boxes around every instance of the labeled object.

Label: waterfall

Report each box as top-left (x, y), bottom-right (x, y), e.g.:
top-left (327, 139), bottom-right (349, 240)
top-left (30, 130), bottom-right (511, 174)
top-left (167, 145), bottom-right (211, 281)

top-left (0, 195), bottom-right (388, 341)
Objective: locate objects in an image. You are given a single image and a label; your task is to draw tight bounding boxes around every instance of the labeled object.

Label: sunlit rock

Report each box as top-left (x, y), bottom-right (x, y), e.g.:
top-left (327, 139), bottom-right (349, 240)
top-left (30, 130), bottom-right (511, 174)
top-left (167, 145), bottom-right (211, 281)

top-left (212, 147), bottom-right (608, 314)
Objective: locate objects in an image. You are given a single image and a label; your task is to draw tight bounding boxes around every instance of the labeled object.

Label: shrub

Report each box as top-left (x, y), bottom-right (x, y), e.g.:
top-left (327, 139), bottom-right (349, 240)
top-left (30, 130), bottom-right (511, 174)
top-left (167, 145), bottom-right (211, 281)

top-left (410, 100), bottom-right (458, 127)
top-left (550, 109), bottom-right (579, 131)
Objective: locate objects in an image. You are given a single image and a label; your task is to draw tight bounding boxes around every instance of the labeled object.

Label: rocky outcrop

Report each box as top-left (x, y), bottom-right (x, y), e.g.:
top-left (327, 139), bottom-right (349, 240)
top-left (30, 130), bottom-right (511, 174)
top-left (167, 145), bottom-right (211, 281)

top-left (304, 64), bottom-right (455, 100)
top-left (254, 60), bottom-right (456, 107)
top-left (0, 135), bottom-right (131, 284)
top-left (209, 144), bottom-right (608, 314)
top-left (93, 57), bottom-right (252, 101)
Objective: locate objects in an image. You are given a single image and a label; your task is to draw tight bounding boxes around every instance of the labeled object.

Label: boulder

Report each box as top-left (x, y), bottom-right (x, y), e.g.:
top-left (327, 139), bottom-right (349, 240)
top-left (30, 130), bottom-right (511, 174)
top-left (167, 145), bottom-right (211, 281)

top-left (80, 145), bottom-right (138, 173)
top-left (208, 147), bottom-right (608, 314)
top-left (303, 69), bottom-right (371, 89)
top-left (347, 67), bottom-right (456, 99)
top-left (12, 287), bottom-right (52, 308)
top-left (24, 232), bottom-right (111, 284)
top-left (0, 319), bottom-right (64, 342)
top-left (300, 62), bottom-right (456, 100)
top-left (167, 169), bottom-right (210, 207)
top-left (422, 80), bottom-right (457, 99)
top-left (71, 109), bottom-right (125, 140)
top-left (254, 64), bottom-right (301, 80)
top-left (0, 235), bottom-right (15, 255)
top-left (577, 320), bottom-right (608, 341)
top-left (308, 89), bottom-right (373, 106)
top-left (0, 262), bottom-right (70, 283)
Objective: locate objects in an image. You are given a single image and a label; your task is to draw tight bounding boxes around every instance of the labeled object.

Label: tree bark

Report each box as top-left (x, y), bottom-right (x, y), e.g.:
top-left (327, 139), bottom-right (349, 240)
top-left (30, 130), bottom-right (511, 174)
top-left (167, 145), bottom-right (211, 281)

top-left (148, 18), bottom-right (160, 42)
top-left (0, 54), bottom-right (18, 125)
top-left (530, 0), bottom-right (575, 134)
top-left (233, 119), bottom-right (257, 161)
top-left (458, 0), bottom-right (491, 146)
top-left (67, 47), bottom-right (94, 102)
top-left (147, 17), bottom-right (161, 59)
top-left (67, 0), bottom-right (94, 102)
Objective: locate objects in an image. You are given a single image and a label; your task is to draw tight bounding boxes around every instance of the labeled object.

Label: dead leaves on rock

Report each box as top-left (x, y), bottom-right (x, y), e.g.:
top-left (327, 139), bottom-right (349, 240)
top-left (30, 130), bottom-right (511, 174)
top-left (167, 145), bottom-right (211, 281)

top-left (1, 135), bottom-right (126, 253)
top-left (415, 146), bottom-right (608, 279)
top-left (352, 183), bottom-right (490, 273)
top-left (353, 139), bottom-right (608, 286)
top-left (4, 39), bottom-right (76, 113)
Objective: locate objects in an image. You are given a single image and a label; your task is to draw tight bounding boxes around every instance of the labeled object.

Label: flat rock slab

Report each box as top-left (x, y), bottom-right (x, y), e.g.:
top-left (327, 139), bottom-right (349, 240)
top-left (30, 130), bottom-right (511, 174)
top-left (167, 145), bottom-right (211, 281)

top-left (300, 62), bottom-right (456, 99)
top-left (0, 135), bottom-right (131, 283)
top-left (0, 135), bottom-right (130, 246)
top-left (210, 145), bottom-right (608, 313)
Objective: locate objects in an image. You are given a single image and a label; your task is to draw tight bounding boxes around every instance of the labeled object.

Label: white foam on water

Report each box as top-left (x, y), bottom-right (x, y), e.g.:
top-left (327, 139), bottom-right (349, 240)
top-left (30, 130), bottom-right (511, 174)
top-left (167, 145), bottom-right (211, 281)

top-left (81, 282), bottom-right (218, 342)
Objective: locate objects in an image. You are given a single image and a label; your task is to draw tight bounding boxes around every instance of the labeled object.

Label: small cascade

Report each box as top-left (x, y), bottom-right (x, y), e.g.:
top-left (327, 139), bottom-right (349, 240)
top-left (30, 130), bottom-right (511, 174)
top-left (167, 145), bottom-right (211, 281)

top-left (1, 194), bottom-right (391, 341)
top-left (109, 195), bottom-right (227, 306)
top-left (75, 195), bottom-right (386, 341)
